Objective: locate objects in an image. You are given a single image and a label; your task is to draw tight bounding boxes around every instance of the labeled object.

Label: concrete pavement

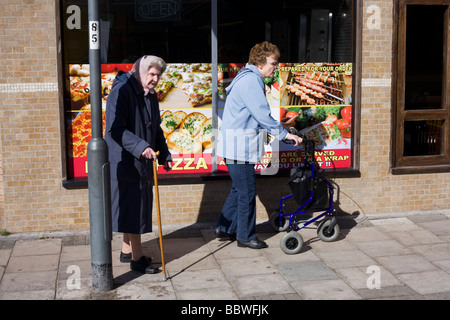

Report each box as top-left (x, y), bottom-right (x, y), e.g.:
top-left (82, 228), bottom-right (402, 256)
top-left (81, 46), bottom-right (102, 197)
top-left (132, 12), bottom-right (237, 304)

top-left (1, 211), bottom-right (450, 301)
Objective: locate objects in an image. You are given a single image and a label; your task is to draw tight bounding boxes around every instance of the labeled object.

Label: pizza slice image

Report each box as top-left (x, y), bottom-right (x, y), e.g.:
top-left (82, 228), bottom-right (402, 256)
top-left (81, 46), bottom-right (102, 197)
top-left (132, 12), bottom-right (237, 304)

top-left (160, 110), bottom-right (187, 137)
top-left (70, 76), bottom-right (90, 102)
top-left (156, 73), bottom-right (181, 101)
top-left (166, 131), bottom-right (203, 154)
top-left (179, 112), bottom-right (207, 137)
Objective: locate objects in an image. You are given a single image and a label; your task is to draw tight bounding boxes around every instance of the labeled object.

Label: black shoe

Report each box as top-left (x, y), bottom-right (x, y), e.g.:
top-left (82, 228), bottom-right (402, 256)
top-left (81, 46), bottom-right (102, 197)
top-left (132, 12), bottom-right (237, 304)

top-left (214, 228), bottom-right (235, 241)
top-left (120, 252), bottom-right (152, 263)
top-left (237, 238), bottom-right (268, 249)
top-left (130, 256), bottom-right (160, 274)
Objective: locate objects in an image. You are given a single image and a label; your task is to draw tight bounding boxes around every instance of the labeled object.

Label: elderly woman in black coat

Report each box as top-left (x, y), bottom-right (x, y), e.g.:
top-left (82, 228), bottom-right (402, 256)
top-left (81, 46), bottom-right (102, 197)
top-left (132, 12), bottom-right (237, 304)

top-left (105, 55), bottom-right (172, 274)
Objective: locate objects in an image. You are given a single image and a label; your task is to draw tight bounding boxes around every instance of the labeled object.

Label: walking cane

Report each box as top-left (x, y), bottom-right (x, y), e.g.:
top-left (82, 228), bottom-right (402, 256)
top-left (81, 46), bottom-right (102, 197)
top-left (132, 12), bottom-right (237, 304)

top-left (153, 153), bottom-right (167, 281)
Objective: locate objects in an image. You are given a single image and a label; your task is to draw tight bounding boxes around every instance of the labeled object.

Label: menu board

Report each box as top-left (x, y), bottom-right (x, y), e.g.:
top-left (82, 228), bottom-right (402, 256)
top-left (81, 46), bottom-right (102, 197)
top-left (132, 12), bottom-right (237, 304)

top-left (65, 62), bottom-right (353, 179)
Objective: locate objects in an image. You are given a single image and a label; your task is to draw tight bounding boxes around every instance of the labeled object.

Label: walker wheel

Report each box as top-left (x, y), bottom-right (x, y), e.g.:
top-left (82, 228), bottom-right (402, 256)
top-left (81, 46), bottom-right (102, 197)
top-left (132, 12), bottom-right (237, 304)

top-left (280, 231), bottom-right (304, 255)
top-left (317, 219), bottom-right (340, 242)
top-left (269, 210), bottom-right (289, 232)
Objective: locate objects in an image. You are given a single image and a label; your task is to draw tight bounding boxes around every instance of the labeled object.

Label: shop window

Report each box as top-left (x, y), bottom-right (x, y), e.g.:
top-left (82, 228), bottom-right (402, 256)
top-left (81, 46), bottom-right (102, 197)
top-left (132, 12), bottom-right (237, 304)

top-left (217, 0), bottom-right (359, 174)
top-left (217, 0), bottom-right (353, 63)
top-left (62, 0), bottom-right (211, 64)
top-left (59, 0), bottom-right (360, 183)
top-left (392, 0), bottom-right (450, 173)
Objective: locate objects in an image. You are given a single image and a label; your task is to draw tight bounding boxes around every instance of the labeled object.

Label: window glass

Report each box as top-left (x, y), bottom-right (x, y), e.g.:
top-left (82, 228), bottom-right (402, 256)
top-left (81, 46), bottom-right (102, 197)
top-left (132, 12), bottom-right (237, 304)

top-left (61, 0), bottom-right (356, 180)
top-left (217, 0), bottom-right (355, 172)
top-left (393, 1), bottom-right (450, 173)
top-left (405, 5), bottom-right (445, 110)
top-left (403, 120), bottom-right (444, 156)
top-left (62, 0), bottom-right (211, 64)
top-left (217, 0), bottom-right (353, 63)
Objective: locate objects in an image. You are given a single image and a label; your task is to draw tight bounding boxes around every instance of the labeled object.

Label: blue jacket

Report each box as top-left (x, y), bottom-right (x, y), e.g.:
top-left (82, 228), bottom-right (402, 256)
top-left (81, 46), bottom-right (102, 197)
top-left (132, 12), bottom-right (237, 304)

top-left (217, 64), bottom-right (288, 163)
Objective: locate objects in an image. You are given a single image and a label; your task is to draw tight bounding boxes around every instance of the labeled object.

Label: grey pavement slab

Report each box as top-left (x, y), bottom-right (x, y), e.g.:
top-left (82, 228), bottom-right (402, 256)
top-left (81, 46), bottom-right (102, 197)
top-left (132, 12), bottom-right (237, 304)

top-left (0, 249), bottom-right (11, 266)
top-left (11, 239), bottom-right (61, 256)
top-left (291, 279), bottom-right (361, 300)
top-left (356, 239), bottom-right (412, 257)
top-left (0, 270), bottom-right (57, 292)
top-left (376, 254), bottom-right (439, 274)
top-left (397, 270), bottom-right (450, 295)
top-left (356, 285), bottom-right (419, 300)
top-left (277, 261), bottom-right (339, 282)
top-left (417, 219), bottom-right (450, 236)
top-left (6, 254), bottom-right (59, 273)
top-left (228, 273), bottom-right (295, 298)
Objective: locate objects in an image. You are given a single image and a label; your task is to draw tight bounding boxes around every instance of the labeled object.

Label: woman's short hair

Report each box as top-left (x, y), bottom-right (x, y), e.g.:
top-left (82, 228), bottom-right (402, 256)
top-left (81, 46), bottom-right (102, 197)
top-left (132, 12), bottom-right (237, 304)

top-left (143, 55), bottom-right (167, 74)
top-left (248, 41), bottom-right (280, 67)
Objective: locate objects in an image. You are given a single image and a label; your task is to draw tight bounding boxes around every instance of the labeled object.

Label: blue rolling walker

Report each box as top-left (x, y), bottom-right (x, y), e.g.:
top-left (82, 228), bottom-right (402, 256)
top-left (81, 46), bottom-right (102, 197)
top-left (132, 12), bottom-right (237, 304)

top-left (269, 131), bottom-right (340, 254)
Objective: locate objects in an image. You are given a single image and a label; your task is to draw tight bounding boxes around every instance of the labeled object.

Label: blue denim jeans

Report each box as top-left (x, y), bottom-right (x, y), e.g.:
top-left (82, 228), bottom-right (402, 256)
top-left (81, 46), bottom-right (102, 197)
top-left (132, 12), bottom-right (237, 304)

top-left (217, 161), bottom-right (256, 242)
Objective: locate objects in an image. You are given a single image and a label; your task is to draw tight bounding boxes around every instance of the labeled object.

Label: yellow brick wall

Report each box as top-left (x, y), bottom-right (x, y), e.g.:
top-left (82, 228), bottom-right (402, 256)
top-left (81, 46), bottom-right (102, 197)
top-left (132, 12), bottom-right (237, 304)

top-left (0, 0), bottom-right (449, 233)
top-left (0, 0), bottom-right (90, 232)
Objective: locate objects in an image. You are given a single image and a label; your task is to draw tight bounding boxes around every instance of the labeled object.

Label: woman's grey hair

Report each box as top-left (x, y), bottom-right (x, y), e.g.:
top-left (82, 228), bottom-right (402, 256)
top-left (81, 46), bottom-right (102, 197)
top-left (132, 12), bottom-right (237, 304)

top-left (142, 55), bottom-right (166, 74)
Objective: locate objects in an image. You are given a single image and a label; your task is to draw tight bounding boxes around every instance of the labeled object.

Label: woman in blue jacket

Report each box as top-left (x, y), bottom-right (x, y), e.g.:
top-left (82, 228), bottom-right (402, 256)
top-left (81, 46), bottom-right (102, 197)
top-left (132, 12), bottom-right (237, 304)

top-left (105, 55), bottom-right (172, 273)
top-left (216, 42), bottom-right (302, 249)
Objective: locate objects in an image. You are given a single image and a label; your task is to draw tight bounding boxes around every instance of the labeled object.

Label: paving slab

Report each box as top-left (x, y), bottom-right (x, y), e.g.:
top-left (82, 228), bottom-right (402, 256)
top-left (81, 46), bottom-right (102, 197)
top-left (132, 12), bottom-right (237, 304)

top-left (356, 239), bottom-right (411, 257)
top-left (0, 270), bottom-right (57, 292)
top-left (277, 261), bottom-right (339, 282)
top-left (376, 254), bottom-right (439, 274)
top-left (290, 279), bottom-right (361, 300)
top-left (218, 256), bottom-right (277, 278)
top-left (356, 285), bottom-right (418, 300)
top-left (55, 278), bottom-right (92, 300)
top-left (410, 243), bottom-right (450, 262)
top-left (60, 245), bottom-right (91, 262)
top-left (170, 269), bottom-right (232, 293)
top-left (0, 289), bottom-right (55, 300)
top-left (335, 266), bottom-right (402, 290)
top-left (397, 270), bottom-right (450, 295)
top-left (263, 246), bottom-right (320, 264)
top-left (166, 250), bottom-right (220, 273)
top-left (418, 220), bottom-right (450, 236)
top-left (175, 286), bottom-right (239, 300)
top-left (228, 273), bottom-right (295, 298)
top-left (0, 249), bottom-right (11, 266)
top-left (344, 226), bottom-right (392, 243)
top-left (433, 259), bottom-right (450, 273)
top-left (370, 217), bottom-right (422, 232)
top-left (114, 281), bottom-right (177, 300)
top-left (6, 254), bottom-right (59, 273)
top-left (12, 239), bottom-right (61, 256)
top-left (388, 229), bottom-right (445, 247)
top-left (314, 249), bottom-right (377, 269)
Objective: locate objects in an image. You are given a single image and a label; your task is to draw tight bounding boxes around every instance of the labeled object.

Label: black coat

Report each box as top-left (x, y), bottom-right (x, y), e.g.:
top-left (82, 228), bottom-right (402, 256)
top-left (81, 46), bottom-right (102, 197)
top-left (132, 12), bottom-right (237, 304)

top-left (105, 71), bottom-right (170, 234)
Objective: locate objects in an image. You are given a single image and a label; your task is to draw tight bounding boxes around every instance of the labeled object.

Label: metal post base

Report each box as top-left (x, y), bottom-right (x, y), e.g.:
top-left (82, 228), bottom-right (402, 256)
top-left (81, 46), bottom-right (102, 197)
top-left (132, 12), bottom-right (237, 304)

top-left (91, 263), bottom-right (114, 292)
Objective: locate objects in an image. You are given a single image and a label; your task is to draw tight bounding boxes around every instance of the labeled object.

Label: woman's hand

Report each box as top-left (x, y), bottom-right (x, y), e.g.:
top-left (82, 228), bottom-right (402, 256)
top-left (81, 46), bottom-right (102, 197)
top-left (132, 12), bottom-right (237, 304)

top-left (141, 147), bottom-right (157, 159)
top-left (284, 133), bottom-right (303, 146)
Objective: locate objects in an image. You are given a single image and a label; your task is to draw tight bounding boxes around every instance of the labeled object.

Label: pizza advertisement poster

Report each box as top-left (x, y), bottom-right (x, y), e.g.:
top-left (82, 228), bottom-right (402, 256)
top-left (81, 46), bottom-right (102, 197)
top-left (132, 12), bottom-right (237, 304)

top-left (155, 63), bottom-right (215, 175)
top-left (277, 62), bottom-right (353, 170)
top-left (66, 63), bottom-right (131, 178)
top-left (65, 62), bottom-right (353, 179)
top-left (215, 62), bottom-right (353, 175)
top-left (158, 107), bottom-right (213, 175)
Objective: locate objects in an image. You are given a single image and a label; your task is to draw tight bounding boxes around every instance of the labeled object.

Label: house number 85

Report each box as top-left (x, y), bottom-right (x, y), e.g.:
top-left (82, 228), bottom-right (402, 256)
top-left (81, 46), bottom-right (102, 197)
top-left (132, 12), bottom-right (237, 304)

top-left (89, 21), bottom-right (100, 50)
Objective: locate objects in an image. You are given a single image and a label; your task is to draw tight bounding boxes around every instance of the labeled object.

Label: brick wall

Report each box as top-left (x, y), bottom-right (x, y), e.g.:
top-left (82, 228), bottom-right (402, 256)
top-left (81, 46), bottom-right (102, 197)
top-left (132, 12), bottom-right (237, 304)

top-left (0, 0), bottom-right (449, 234)
top-left (0, 0), bottom-right (90, 232)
